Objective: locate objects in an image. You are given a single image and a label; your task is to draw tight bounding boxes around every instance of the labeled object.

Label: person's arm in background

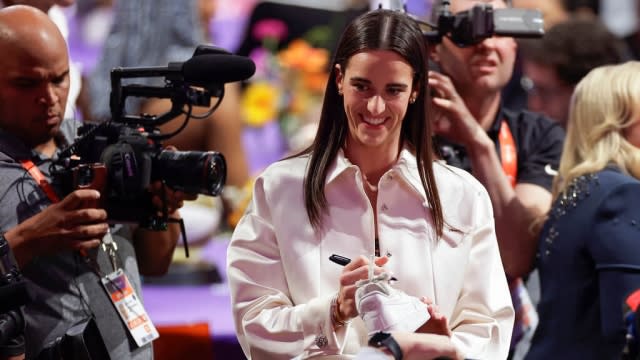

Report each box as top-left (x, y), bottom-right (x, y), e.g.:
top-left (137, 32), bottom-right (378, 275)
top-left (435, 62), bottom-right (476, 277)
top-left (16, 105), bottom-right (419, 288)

top-left (202, 82), bottom-right (249, 188)
top-left (133, 181), bottom-right (196, 276)
top-left (428, 71), bottom-right (563, 278)
top-left (464, 133), bottom-right (553, 278)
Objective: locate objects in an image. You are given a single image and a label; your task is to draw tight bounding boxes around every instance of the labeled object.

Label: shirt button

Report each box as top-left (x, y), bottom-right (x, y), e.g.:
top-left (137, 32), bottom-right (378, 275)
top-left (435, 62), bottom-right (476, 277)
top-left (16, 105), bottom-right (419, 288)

top-left (381, 204), bottom-right (389, 211)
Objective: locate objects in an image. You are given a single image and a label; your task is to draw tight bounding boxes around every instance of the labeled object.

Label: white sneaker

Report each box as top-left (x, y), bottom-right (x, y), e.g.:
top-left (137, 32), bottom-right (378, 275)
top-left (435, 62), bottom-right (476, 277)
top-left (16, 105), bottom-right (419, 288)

top-left (355, 270), bottom-right (430, 334)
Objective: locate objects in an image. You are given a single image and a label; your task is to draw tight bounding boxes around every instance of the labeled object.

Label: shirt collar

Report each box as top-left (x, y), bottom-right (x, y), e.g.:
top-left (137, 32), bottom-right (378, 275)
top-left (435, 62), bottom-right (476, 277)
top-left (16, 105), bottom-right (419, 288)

top-left (325, 147), bottom-right (354, 186)
top-left (325, 144), bottom-right (426, 199)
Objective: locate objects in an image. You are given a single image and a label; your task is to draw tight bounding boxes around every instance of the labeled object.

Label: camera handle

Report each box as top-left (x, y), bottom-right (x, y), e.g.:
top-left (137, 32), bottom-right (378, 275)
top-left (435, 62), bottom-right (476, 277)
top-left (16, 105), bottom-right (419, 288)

top-left (143, 184), bottom-right (190, 258)
top-left (113, 84), bottom-right (215, 128)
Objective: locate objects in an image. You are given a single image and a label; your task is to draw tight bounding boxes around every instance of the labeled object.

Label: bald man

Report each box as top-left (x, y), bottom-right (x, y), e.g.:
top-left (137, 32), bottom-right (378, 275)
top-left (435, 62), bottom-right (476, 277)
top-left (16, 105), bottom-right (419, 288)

top-left (1, 0), bottom-right (73, 12)
top-left (0, 5), bottom-right (186, 359)
top-left (1, 0), bottom-right (81, 124)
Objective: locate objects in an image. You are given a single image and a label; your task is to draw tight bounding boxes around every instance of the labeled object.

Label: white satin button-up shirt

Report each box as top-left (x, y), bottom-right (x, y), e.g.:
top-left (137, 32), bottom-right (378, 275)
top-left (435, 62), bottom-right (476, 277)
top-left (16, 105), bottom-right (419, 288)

top-left (227, 147), bottom-right (514, 359)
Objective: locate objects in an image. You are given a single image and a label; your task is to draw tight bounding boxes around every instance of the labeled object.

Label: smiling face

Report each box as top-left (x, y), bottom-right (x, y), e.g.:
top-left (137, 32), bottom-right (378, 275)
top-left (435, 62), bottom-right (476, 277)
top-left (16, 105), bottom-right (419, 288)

top-left (431, 0), bottom-right (517, 97)
top-left (335, 50), bottom-right (417, 157)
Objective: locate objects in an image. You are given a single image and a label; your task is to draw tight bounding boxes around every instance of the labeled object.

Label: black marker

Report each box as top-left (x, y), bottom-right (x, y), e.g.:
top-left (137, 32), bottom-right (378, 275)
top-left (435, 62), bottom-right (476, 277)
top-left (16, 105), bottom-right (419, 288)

top-left (329, 254), bottom-right (398, 281)
top-left (329, 254), bottom-right (351, 266)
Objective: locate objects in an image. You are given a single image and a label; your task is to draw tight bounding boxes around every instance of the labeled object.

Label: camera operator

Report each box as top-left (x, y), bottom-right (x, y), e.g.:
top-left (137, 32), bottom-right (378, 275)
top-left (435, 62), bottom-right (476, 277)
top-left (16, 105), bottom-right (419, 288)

top-left (427, 0), bottom-right (565, 357)
top-left (0, 5), bottom-right (191, 359)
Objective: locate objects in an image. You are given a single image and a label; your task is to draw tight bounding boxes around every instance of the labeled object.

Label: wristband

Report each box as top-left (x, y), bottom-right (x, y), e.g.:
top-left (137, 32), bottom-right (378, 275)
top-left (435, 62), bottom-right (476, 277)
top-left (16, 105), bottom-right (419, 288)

top-left (368, 331), bottom-right (403, 360)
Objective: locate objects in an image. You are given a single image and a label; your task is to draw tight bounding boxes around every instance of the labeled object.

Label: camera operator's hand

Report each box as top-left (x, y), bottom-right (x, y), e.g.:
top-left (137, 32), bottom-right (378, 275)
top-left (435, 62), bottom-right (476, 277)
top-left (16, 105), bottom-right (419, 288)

top-left (147, 145), bottom-right (197, 216)
top-left (428, 71), bottom-right (490, 150)
top-left (148, 181), bottom-right (197, 217)
top-left (5, 189), bottom-right (108, 268)
top-left (134, 174), bottom-right (197, 276)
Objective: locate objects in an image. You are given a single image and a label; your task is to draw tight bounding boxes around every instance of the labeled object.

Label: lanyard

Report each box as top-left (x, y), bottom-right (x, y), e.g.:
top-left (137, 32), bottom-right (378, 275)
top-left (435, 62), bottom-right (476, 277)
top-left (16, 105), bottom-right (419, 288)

top-left (20, 159), bottom-right (60, 203)
top-left (498, 120), bottom-right (517, 188)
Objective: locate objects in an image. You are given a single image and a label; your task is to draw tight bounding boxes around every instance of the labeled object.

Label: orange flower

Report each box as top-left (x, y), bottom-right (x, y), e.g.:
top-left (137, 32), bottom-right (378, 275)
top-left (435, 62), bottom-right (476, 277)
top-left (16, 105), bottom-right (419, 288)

top-left (278, 39), bottom-right (329, 74)
top-left (303, 72), bottom-right (329, 93)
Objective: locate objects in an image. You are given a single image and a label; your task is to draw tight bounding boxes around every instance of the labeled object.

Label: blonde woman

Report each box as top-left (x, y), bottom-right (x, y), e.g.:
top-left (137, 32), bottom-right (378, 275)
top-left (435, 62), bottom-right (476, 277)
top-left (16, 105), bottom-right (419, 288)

top-left (525, 61), bottom-right (640, 359)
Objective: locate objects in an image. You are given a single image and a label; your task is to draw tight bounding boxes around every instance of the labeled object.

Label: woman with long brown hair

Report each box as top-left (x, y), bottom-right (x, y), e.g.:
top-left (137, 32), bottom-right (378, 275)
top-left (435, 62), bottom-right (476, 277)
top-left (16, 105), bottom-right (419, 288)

top-left (227, 8), bottom-right (513, 359)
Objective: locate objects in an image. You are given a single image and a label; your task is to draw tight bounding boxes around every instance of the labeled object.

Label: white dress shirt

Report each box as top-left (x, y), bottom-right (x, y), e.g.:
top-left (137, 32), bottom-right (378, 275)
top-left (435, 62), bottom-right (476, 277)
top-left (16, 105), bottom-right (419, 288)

top-left (227, 147), bottom-right (514, 359)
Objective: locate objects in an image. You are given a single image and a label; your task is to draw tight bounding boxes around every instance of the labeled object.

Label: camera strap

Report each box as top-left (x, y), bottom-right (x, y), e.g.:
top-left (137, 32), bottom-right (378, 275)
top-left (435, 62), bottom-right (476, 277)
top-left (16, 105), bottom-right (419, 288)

top-left (498, 121), bottom-right (517, 187)
top-left (19, 159), bottom-right (160, 345)
top-left (19, 160), bottom-right (60, 203)
top-left (19, 160), bottom-right (120, 275)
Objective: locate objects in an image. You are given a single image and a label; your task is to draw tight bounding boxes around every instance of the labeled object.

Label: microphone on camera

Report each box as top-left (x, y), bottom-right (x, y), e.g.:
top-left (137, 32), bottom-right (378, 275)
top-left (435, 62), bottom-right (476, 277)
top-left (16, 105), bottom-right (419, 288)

top-left (109, 45), bottom-right (256, 124)
top-left (111, 53), bottom-right (256, 87)
top-left (181, 54), bottom-right (256, 86)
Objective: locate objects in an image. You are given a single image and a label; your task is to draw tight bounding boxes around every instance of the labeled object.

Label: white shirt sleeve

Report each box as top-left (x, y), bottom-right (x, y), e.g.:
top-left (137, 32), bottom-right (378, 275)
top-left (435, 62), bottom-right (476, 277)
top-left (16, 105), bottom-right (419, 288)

top-left (353, 346), bottom-right (392, 360)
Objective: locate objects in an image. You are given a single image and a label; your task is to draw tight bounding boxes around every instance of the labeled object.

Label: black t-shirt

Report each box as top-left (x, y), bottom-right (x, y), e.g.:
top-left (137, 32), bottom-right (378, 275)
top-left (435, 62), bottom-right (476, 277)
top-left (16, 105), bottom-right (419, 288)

top-left (436, 106), bottom-right (565, 191)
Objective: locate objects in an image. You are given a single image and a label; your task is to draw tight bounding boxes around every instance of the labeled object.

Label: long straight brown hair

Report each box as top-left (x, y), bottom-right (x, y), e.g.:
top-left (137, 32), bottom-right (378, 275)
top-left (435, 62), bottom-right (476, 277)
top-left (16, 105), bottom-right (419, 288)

top-left (295, 9), bottom-right (444, 238)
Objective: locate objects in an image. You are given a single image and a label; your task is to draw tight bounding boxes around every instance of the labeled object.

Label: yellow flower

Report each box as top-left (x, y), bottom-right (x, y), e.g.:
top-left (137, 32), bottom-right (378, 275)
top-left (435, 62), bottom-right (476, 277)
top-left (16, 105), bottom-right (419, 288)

top-left (242, 81), bottom-right (280, 127)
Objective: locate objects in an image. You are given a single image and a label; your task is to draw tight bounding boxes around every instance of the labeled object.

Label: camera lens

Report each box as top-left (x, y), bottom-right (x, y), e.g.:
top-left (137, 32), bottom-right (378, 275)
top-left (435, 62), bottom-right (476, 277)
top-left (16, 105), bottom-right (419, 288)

top-left (154, 150), bottom-right (227, 196)
top-left (202, 152), bottom-right (227, 196)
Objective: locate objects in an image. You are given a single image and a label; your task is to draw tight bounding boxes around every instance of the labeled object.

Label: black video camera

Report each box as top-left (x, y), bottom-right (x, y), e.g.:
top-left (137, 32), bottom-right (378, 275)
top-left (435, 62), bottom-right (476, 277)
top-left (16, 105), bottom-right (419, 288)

top-left (421, 0), bottom-right (544, 47)
top-left (0, 233), bottom-right (28, 350)
top-left (51, 45), bottom-right (256, 229)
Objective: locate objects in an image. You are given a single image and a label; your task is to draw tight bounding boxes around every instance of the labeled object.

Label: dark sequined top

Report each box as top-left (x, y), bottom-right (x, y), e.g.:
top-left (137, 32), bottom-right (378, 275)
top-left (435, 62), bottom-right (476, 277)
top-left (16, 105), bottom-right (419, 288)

top-left (526, 167), bottom-right (640, 360)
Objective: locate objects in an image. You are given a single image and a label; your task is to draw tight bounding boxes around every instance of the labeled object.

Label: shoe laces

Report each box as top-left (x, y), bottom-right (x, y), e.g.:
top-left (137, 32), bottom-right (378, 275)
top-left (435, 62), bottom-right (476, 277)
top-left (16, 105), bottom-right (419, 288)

top-left (355, 255), bottom-right (392, 288)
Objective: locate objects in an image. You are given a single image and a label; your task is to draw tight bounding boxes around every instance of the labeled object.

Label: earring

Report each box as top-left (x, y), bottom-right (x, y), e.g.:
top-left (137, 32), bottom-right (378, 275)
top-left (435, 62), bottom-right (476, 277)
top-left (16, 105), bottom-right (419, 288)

top-left (409, 97), bottom-right (416, 104)
top-left (338, 90), bottom-right (343, 96)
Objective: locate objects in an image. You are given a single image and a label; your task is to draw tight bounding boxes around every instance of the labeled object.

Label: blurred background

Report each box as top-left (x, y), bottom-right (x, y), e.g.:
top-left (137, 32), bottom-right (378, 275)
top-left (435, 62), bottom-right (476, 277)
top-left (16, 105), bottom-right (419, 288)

top-left (53, 0), bottom-right (640, 358)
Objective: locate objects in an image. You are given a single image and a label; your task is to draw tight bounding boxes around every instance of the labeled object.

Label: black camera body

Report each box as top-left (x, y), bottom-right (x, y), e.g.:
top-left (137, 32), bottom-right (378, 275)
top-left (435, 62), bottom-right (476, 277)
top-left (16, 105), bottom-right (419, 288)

top-left (423, 0), bottom-right (544, 47)
top-left (54, 121), bottom-right (226, 227)
top-left (51, 45), bottom-right (255, 228)
top-left (0, 233), bottom-right (28, 349)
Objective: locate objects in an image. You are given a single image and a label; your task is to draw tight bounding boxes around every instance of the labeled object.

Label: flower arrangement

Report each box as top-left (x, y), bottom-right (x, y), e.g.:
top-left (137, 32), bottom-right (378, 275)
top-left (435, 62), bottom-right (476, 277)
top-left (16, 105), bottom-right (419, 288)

top-left (225, 19), bottom-right (340, 228)
top-left (241, 18), bottom-right (331, 152)
top-left (229, 19), bottom-right (333, 229)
